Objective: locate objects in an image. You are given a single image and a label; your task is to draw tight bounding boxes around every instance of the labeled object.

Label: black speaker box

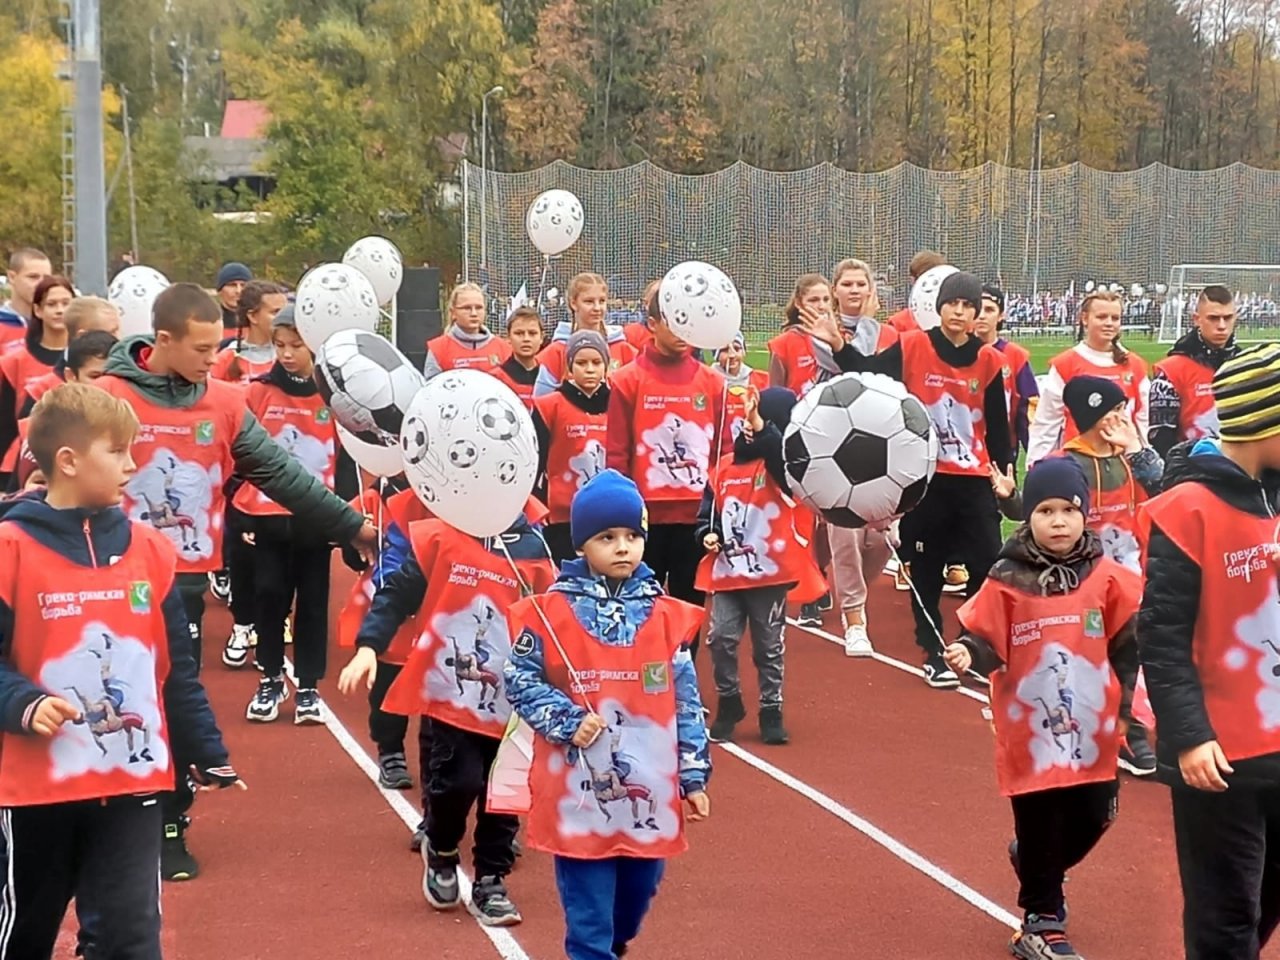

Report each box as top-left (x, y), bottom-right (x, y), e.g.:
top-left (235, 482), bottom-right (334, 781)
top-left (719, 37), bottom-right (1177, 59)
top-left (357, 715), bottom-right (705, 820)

top-left (396, 267), bottom-right (442, 370)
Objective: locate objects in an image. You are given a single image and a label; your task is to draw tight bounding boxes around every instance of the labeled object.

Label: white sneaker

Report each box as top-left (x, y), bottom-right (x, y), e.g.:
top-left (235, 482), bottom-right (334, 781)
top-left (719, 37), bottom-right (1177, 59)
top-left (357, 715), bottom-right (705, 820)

top-left (844, 622), bottom-right (874, 658)
top-left (222, 624), bottom-right (254, 669)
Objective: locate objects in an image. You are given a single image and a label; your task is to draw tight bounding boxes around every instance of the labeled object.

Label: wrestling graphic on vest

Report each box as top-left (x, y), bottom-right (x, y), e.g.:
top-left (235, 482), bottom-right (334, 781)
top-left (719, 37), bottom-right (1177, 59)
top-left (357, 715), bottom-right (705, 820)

top-left (714, 497), bottom-right (782, 579)
top-left (1014, 645), bottom-right (1111, 772)
top-left (126, 450), bottom-right (216, 558)
top-left (926, 395), bottom-right (984, 470)
top-left (641, 414), bottom-right (710, 491)
top-left (428, 596), bottom-right (514, 721)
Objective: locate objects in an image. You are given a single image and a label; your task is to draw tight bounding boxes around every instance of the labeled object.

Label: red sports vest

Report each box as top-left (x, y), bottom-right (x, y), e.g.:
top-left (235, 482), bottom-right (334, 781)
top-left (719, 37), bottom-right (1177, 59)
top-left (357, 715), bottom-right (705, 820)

top-left (1050, 349), bottom-right (1148, 443)
top-left (336, 488), bottom-right (419, 665)
top-left (721, 370), bottom-right (770, 441)
top-left (996, 340), bottom-right (1032, 446)
top-left (232, 380), bottom-right (337, 517)
top-left (493, 365), bottom-right (538, 411)
top-left (694, 458), bottom-right (824, 594)
top-left (509, 591), bottom-right (702, 859)
top-left (538, 339), bottom-right (637, 387)
top-left (98, 374), bottom-right (243, 574)
top-left (534, 391), bottom-right (608, 524)
top-left (957, 559), bottom-right (1141, 797)
top-left (0, 345), bottom-right (56, 417)
top-left (1140, 484), bottom-right (1280, 765)
top-left (427, 334), bottom-right (511, 374)
top-left (900, 331), bottom-right (1004, 477)
top-left (0, 524), bottom-right (179, 805)
top-left (1067, 449), bottom-right (1148, 575)
top-left (380, 520), bottom-right (556, 737)
top-left (767, 329), bottom-right (823, 397)
top-left (623, 323), bottom-right (652, 351)
top-left (888, 307), bottom-right (920, 334)
top-left (1155, 354), bottom-right (1219, 442)
top-left (210, 346), bottom-right (275, 385)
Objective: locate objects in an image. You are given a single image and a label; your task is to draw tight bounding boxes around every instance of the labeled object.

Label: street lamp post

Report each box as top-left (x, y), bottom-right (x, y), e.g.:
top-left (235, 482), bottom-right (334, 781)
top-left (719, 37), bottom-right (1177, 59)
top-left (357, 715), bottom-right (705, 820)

top-left (1033, 112), bottom-right (1056, 302)
top-left (480, 85), bottom-right (504, 276)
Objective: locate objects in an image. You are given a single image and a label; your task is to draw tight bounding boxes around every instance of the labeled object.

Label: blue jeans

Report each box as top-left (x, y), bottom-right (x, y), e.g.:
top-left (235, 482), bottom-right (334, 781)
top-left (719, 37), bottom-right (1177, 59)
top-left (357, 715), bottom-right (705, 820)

top-left (554, 855), bottom-right (666, 960)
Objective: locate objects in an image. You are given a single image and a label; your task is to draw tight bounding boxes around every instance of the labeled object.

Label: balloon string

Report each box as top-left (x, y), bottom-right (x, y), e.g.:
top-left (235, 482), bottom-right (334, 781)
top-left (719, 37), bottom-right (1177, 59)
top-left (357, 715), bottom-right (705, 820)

top-left (374, 475), bottom-right (385, 591)
top-left (535, 256), bottom-right (551, 321)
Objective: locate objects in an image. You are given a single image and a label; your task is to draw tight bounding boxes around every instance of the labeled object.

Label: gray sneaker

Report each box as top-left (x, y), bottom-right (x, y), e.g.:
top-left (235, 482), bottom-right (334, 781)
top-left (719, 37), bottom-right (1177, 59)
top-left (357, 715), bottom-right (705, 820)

top-left (468, 875), bottom-right (522, 927)
top-left (422, 845), bottom-right (460, 910)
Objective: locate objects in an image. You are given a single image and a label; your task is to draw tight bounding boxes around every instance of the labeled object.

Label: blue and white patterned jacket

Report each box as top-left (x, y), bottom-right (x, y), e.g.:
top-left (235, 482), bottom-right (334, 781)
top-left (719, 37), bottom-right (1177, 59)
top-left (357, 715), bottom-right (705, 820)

top-left (503, 558), bottom-right (711, 796)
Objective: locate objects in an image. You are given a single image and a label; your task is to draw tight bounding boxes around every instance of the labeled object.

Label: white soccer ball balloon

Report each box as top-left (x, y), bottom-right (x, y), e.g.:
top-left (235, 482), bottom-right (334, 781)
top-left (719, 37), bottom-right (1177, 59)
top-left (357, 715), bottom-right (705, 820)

top-left (314, 330), bottom-right (425, 459)
top-left (343, 236), bottom-right (403, 306)
top-left (107, 266), bottom-right (169, 337)
top-left (336, 422), bottom-right (403, 478)
top-left (783, 372), bottom-right (938, 528)
top-left (908, 265), bottom-right (958, 331)
top-left (658, 261), bottom-right (742, 351)
top-left (526, 189), bottom-right (584, 257)
top-left (399, 370), bottom-right (537, 538)
top-left (294, 263), bottom-right (381, 352)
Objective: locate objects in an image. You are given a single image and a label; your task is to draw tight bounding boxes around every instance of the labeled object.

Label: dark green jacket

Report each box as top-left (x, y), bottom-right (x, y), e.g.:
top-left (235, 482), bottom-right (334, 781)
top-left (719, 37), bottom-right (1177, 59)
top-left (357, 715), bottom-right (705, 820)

top-left (103, 335), bottom-right (364, 544)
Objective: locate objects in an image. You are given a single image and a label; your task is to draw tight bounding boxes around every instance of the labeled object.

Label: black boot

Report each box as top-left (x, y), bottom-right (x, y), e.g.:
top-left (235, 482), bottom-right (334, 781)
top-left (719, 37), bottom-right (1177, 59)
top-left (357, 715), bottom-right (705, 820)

top-left (759, 705), bottom-right (789, 745)
top-left (708, 693), bottom-right (746, 742)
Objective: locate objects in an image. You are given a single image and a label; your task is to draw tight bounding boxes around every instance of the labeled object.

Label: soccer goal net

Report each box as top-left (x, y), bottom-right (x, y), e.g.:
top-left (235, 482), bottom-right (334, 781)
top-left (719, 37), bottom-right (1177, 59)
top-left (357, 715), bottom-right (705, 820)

top-left (1159, 264), bottom-right (1280, 344)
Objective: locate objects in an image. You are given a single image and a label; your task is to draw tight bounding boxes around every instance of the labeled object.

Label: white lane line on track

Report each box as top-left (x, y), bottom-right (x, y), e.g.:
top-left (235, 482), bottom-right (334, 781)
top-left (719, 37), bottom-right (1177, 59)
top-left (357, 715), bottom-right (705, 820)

top-left (715, 741), bottom-right (1020, 930)
top-left (282, 658), bottom-right (532, 960)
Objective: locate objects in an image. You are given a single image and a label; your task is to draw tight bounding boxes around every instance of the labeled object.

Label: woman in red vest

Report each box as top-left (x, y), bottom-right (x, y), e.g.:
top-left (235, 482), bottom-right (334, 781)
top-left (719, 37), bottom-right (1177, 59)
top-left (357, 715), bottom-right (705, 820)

top-left (1028, 290), bottom-right (1150, 466)
top-left (423, 283), bottom-right (511, 380)
top-left (0, 274), bottom-right (73, 485)
top-left (534, 273), bottom-right (637, 397)
top-left (767, 273), bottom-right (835, 398)
top-left (211, 280), bottom-right (287, 385)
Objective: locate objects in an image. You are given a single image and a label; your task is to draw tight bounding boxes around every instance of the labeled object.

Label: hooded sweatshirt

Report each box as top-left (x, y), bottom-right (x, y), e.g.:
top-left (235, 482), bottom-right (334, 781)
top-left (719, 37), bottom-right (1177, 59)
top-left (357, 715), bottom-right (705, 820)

top-left (423, 325), bottom-right (508, 381)
top-left (98, 334), bottom-right (363, 545)
top-left (1148, 329), bottom-right (1239, 459)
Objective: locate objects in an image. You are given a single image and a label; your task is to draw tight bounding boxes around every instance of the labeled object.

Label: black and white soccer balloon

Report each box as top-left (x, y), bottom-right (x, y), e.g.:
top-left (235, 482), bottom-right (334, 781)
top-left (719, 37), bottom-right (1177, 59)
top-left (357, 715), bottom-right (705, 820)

top-left (342, 236), bottom-right (404, 306)
top-left (526, 189), bottom-right (584, 257)
top-left (658, 261), bottom-right (742, 351)
top-left (399, 370), bottom-right (538, 538)
top-left (295, 263), bottom-right (381, 352)
top-left (107, 265), bottom-right (169, 337)
top-left (908, 265), bottom-right (958, 331)
top-left (783, 373), bottom-right (938, 528)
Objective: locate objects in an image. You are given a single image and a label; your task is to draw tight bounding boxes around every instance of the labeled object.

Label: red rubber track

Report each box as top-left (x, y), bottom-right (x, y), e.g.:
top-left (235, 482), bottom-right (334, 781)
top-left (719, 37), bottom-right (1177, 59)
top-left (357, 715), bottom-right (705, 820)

top-left (55, 561), bottom-right (1276, 959)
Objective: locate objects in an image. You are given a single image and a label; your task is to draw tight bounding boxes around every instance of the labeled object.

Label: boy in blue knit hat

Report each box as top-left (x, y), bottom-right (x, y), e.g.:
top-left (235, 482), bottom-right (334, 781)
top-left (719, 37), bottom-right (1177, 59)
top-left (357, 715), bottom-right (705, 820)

top-left (505, 469), bottom-right (711, 960)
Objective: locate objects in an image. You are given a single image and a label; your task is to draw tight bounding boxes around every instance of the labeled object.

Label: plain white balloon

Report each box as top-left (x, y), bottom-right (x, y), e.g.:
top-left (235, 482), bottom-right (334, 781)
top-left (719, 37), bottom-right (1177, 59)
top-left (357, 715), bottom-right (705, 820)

top-left (908, 265), bottom-right (958, 331)
top-left (525, 189), bottom-right (584, 257)
top-left (399, 370), bottom-right (538, 539)
top-left (336, 422), bottom-right (403, 478)
top-left (294, 263), bottom-right (380, 352)
top-left (343, 236), bottom-right (404, 306)
top-left (658, 261), bottom-right (743, 350)
top-left (107, 266), bottom-right (169, 337)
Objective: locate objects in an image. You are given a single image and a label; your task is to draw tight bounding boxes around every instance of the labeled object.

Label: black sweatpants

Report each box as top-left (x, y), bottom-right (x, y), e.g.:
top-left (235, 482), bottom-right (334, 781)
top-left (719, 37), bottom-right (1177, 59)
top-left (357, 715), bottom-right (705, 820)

top-left (1172, 782), bottom-right (1280, 959)
top-left (0, 795), bottom-right (163, 959)
top-left (425, 719), bottom-right (517, 878)
top-left (1010, 779), bottom-right (1118, 916)
top-left (896, 473), bottom-right (1002, 657)
top-left (369, 659), bottom-right (408, 755)
top-left (225, 505), bottom-right (257, 628)
top-left (541, 522), bottom-right (576, 566)
top-left (253, 530), bottom-right (332, 688)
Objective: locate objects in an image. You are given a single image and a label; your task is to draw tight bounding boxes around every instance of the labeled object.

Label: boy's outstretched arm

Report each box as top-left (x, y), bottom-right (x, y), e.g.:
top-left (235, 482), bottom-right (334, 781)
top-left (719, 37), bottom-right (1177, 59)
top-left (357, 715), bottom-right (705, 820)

top-left (503, 625), bottom-right (588, 744)
top-left (356, 550), bottom-right (427, 657)
top-left (673, 646), bottom-right (711, 797)
top-left (1138, 523), bottom-right (1216, 750)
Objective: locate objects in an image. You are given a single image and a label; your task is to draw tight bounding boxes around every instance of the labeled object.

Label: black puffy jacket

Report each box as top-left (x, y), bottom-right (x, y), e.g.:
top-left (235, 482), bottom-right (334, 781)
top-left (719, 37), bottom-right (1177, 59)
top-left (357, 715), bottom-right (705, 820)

top-left (1138, 440), bottom-right (1280, 787)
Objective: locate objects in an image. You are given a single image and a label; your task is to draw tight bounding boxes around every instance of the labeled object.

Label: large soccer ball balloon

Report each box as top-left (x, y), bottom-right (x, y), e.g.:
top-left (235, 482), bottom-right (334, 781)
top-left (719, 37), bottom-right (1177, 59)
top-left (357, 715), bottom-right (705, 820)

top-left (343, 236), bottom-right (403, 306)
top-left (336, 422), bottom-right (403, 478)
top-left (107, 266), bottom-right (169, 337)
top-left (658, 261), bottom-right (742, 351)
top-left (909, 265), bottom-right (958, 331)
top-left (399, 370), bottom-right (537, 539)
top-left (315, 330), bottom-right (425, 458)
top-left (783, 372), bottom-right (937, 528)
top-left (526, 189), bottom-right (584, 257)
top-left (294, 263), bottom-right (380, 352)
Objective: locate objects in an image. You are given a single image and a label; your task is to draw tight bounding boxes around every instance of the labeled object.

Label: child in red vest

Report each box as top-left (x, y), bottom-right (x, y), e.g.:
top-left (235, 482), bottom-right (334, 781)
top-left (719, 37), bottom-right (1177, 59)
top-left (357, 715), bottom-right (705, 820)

top-left (715, 331), bottom-right (769, 440)
top-left (495, 306), bottom-right (543, 410)
top-left (944, 457), bottom-right (1140, 960)
top-left (767, 273), bottom-right (835, 398)
top-left (607, 294), bottom-right (731, 635)
top-left (534, 329), bottom-right (611, 563)
top-left (338, 504), bottom-right (556, 925)
top-left (1139, 344), bottom-right (1280, 958)
top-left (0, 383), bottom-right (243, 957)
top-left (697, 386), bottom-right (818, 745)
top-left (96, 282), bottom-right (376, 879)
top-left (535, 273), bottom-right (637, 398)
top-left (504, 469), bottom-right (711, 960)
top-left (424, 283), bottom-right (511, 380)
top-left (236, 305), bottom-right (339, 725)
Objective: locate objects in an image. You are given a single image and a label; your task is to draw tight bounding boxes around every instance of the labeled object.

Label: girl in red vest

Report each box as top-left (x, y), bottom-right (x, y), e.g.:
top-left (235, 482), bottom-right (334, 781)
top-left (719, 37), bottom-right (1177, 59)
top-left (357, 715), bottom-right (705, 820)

top-left (827, 271), bottom-right (1013, 689)
top-left (534, 273), bottom-right (637, 398)
top-left (767, 273), bottom-right (836, 398)
top-left (1139, 344), bottom-right (1280, 958)
top-left (533, 329), bottom-right (611, 563)
top-left (0, 275), bottom-right (74, 486)
top-left (606, 294), bottom-right (732, 638)
top-left (424, 283), bottom-right (511, 380)
top-left (494, 305), bottom-right (543, 410)
top-left (504, 469), bottom-right (711, 960)
top-left (237, 305), bottom-right (338, 725)
top-left (714, 331), bottom-right (769, 440)
top-left (945, 457), bottom-right (1141, 960)
top-left (338, 504), bottom-right (556, 925)
top-left (697, 387), bottom-right (823, 745)
top-left (1028, 290), bottom-right (1150, 466)
top-left (211, 280), bottom-right (286, 385)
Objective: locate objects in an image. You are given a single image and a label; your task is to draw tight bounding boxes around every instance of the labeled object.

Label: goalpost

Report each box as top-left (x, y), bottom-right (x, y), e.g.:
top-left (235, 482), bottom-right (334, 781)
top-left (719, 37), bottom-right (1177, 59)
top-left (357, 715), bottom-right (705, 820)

top-left (1160, 264), bottom-right (1280, 344)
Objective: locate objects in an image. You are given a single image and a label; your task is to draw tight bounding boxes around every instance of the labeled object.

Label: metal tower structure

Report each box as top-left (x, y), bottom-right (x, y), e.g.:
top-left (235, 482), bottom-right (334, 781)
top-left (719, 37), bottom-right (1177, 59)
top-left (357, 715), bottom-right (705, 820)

top-left (59, 3), bottom-right (76, 278)
top-left (61, 0), bottom-right (108, 295)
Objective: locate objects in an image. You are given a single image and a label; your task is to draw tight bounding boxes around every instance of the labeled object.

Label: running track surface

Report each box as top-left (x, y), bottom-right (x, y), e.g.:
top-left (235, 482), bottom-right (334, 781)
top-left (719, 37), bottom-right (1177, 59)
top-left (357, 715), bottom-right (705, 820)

top-left (55, 561), bottom-right (1270, 960)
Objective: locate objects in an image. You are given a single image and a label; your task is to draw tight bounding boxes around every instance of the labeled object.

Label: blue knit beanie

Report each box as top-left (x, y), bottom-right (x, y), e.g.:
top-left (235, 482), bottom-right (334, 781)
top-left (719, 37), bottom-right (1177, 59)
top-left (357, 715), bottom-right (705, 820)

top-left (757, 386), bottom-right (798, 432)
top-left (1022, 456), bottom-right (1091, 517)
top-left (571, 469), bottom-right (648, 549)
top-left (215, 261), bottom-right (252, 290)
